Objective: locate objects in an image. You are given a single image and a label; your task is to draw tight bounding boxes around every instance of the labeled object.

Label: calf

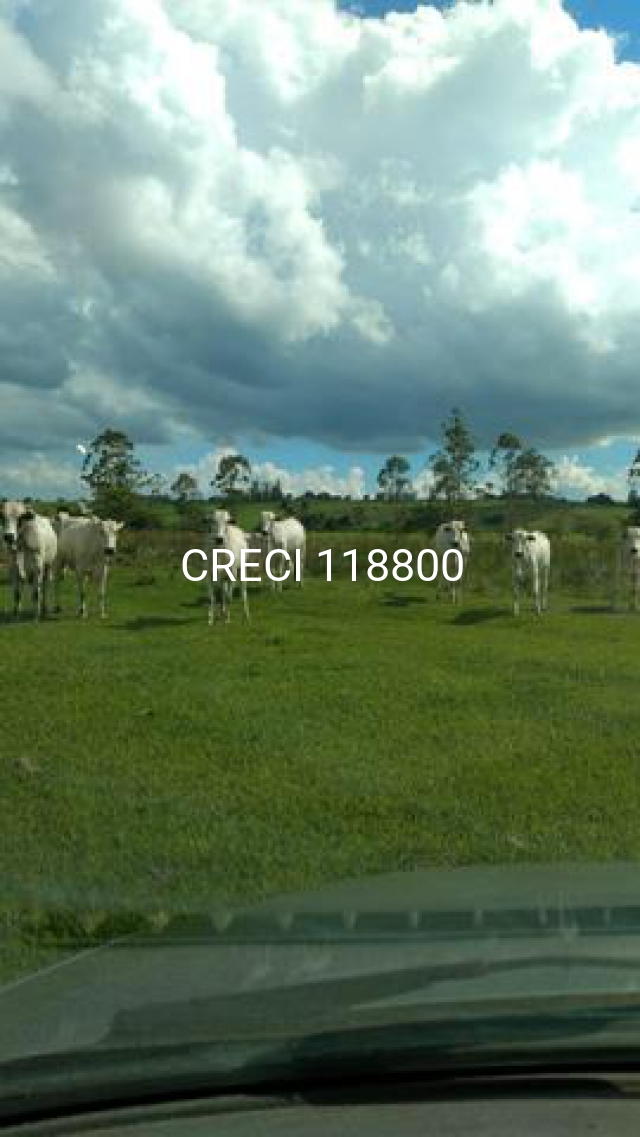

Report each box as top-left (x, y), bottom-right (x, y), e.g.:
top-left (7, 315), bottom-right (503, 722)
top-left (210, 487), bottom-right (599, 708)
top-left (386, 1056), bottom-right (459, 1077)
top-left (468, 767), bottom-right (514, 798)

top-left (209, 510), bottom-right (250, 624)
top-left (2, 500), bottom-right (27, 617)
top-left (507, 529), bottom-right (551, 616)
top-left (260, 511), bottom-right (306, 590)
top-left (433, 520), bottom-right (470, 604)
top-left (619, 526), bottom-right (640, 611)
top-left (16, 509), bottom-right (58, 621)
top-left (54, 516), bottom-right (123, 618)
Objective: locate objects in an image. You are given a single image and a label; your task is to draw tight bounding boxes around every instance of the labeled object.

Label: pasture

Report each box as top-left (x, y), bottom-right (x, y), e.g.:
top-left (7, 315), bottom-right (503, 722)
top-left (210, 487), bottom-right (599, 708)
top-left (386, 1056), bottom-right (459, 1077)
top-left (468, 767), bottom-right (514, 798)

top-left (2, 528), bottom-right (640, 982)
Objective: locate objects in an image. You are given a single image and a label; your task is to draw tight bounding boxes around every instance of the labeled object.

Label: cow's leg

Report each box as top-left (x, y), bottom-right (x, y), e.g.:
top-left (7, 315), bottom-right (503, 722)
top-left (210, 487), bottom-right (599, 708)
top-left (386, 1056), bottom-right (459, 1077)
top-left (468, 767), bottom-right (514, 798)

top-left (512, 572), bottom-right (520, 616)
top-left (532, 567), bottom-right (541, 614)
top-left (13, 569), bottom-right (22, 619)
top-left (99, 565), bottom-right (109, 619)
top-left (32, 565), bottom-right (43, 622)
top-left (41, 567), bottom-right (49, 620)
top-left (76, 570), bottom-right (87, 618)
top-left (241, 581), bottom-right (250, 622)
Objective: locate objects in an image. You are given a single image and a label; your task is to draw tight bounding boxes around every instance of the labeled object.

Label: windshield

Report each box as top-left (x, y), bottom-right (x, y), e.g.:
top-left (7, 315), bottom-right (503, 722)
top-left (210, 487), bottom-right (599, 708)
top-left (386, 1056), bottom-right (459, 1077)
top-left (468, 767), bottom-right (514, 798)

top-left (3, 0), bottom-right (640, 1122)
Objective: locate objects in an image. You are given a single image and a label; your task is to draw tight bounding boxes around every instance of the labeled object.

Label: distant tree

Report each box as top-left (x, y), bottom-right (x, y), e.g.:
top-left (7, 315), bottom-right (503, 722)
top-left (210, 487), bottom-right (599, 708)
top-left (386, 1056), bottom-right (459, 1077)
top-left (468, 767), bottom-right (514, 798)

top-left (489, 432), bottom-right (523, 497)
top-left (171, 471), bottom-right (199, 503)
top-left (429, 408), bottom-right (478, 504)
top-left (511, 447), bottom-right (555, 499)
top-left (587, 492), bottom-right (614, 506)
top-left (377, 455), bottom-right (411, 501)
top-left (147, 473), bottom-right (168, 498)
top-left (81, 428), bottom-right (148, 520)
top-left (212, 454), bottom-right (251, 497)
top-left (628, 449), bottom-right (640, 505)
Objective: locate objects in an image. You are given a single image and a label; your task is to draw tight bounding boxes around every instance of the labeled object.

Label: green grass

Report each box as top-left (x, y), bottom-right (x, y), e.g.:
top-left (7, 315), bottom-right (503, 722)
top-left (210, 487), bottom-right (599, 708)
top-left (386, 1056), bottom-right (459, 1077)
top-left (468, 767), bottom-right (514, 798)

top-left (2, 539), bottom-right (640, 981)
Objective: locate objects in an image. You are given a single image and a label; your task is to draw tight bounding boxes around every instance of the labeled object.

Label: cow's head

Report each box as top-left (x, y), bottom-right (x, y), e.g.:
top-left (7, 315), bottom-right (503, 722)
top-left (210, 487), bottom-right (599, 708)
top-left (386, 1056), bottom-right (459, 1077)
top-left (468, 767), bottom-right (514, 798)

top-left (507, 529), bottom-right (536, 559)
top-left (2, 500), bottom-right (26, 548)
top-left (448, 519), bottom-right (470, 555)
top-left (100, 519), bottom-right (124, 557)
top-left (212, 510), bottom-right (231, 547)
top-left (260, 510), bottom-right (276, 539)
top-left (623, 527), bottom-right (640, 559)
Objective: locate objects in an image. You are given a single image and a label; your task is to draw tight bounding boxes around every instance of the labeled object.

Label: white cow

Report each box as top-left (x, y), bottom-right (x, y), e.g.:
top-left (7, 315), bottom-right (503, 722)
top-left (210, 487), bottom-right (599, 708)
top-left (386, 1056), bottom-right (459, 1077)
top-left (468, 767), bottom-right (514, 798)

top-left (260, 511), bottom-right (306, 590)
top-left (54, 516), bottom-right (123, 618)
top-left (209, 510), bottom-right (250, 624)
top-left (507, 529), bottom-right (551, 616)
top-left (619, 526), bottom-right (640, 611)
top-left (434, 520), bottom-right (470, 604)
top-left (2, 499), bottom-right (27, 617)
top-left (16, 509), bottom-right (58, 620)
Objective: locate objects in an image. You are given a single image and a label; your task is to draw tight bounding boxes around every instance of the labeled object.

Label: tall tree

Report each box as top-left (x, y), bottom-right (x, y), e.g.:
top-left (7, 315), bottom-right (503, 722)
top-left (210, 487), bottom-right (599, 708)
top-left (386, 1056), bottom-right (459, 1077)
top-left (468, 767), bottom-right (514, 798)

top-left (489, 431), bottom-right (523, 497)
top-left (429, 408), bottom-right (478, 504)
top-left (628, 449), bottom-right (640, 505)
top-left (377, 455), bottom-right (411, 501)
top-left (81, 428), bottom-right (148, 518)
top-left (171, 471), bottom-right (199, 503)
top-left (511, 447), bottom-right (555, 499)
top-left (212, 454), bottom-right (251, 497)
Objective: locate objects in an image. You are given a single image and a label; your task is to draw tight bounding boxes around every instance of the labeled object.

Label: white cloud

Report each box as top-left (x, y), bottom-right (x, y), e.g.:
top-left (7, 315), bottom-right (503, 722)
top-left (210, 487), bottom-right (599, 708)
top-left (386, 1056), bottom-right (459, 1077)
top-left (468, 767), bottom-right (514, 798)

top-left (4, 0), bottom-right (640, 474)
top-left (179, 447), bottom-right (366, 498)
top-left (553, 454), bottom-right (627, 500)
top-left (0, 451), bottom-right (83, 498)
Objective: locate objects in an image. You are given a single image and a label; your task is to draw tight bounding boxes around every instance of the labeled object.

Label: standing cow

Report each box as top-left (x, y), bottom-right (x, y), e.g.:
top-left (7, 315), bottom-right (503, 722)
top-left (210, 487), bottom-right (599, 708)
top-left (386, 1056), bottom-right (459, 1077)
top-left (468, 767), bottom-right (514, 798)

top-left (2, 500), bottom-right (27, 617)
top-left (506, 529), bottom-right (551, 616)
top-left (209, 510), bottom-right (250, 624)
top-left (17, 510), bottom-right (58, 620)
top-left (260, 511), bottom-right (306, 590)
top-left (54, 516), bottom-right (123, 618)
top-left (619, 526), bottom-right (640, 611)
top-left (434, 520), bottom-right (470, 604)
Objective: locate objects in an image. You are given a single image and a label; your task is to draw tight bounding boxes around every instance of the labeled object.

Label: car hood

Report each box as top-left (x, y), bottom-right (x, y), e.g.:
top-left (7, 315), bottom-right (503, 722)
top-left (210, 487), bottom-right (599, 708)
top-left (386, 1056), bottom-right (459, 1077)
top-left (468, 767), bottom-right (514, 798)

top-left (3, 862), bottom-right (640, 1065)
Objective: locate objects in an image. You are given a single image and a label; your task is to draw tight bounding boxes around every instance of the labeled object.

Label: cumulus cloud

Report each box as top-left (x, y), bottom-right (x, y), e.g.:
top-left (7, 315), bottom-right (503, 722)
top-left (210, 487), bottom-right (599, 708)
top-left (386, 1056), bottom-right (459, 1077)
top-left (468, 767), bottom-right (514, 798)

top-left (3, 0), bottom-right (640, 473)
top-left (553, 454), bottom-right (627, 500)
top-left (178, 446), bottom-right (366, 498)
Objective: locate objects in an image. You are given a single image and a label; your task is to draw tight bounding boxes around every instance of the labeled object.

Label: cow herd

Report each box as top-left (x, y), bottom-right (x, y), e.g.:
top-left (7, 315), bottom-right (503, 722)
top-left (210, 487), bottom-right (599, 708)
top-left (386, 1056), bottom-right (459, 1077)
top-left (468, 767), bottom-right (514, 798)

top-left (2, 500), bottom-right (123, 621)
top-left (3, 499), bottom-right (640, 623)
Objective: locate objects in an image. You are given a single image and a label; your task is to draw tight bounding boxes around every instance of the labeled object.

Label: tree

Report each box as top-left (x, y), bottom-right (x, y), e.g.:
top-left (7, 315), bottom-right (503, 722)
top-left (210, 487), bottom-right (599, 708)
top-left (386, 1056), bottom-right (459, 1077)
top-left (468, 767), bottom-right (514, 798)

top-left (171, 471), bottom-right (199, 504)
top-left (628, 449), bottom-right (640, 505)
top-left (511, 447), bottom-right (555, 499)
top-left (377, 455), bottom-right (411, 501)
top-left (489, 432), bottom-right (523, 497)
top-left (81, 428), bottom-right (148, 519)
top-left (429, 408), bottom-right (479, 504)
top-left (211, 454), bottom-right (251, 497)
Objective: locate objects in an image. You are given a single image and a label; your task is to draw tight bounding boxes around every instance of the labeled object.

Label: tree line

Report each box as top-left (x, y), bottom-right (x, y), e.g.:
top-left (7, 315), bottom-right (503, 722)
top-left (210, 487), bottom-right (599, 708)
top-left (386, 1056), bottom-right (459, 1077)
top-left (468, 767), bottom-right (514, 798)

top-left (73, 411), bottom-right (638, 523)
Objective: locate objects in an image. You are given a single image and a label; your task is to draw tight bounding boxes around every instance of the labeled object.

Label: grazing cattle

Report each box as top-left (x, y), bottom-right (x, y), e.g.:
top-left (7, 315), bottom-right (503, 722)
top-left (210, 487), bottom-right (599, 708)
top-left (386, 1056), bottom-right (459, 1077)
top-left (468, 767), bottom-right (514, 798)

top-left (2, 500), bottom-right (27, 617)
top-left (54, 516), bottom-right (123, 618)
top-left (619, 526), bottom-right (640, 611)
top-left (16, 509), bottom-right (58, 620)
top-left (208, 510), bottom-right (250, 624)
top-left (260, 511), bottom-right (306, 590)
top-left (433, 520), bottom-right (470, 604)
top-left (506, 529), bottom-right (551, 616)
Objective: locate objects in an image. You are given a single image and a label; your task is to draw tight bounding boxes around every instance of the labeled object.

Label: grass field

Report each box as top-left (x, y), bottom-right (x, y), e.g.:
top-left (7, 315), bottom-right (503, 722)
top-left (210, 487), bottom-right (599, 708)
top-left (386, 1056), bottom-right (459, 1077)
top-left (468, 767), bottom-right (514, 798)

top-left (2, 533), bottom-right (640, 981)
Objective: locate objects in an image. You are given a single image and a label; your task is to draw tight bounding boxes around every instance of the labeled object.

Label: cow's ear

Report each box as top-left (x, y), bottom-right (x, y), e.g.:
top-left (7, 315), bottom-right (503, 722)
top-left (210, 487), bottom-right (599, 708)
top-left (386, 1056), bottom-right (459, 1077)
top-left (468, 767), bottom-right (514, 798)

top-left (116, 521), bottom-right (125, 531)
top-left (20, 509), bottom-right (35, 523)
